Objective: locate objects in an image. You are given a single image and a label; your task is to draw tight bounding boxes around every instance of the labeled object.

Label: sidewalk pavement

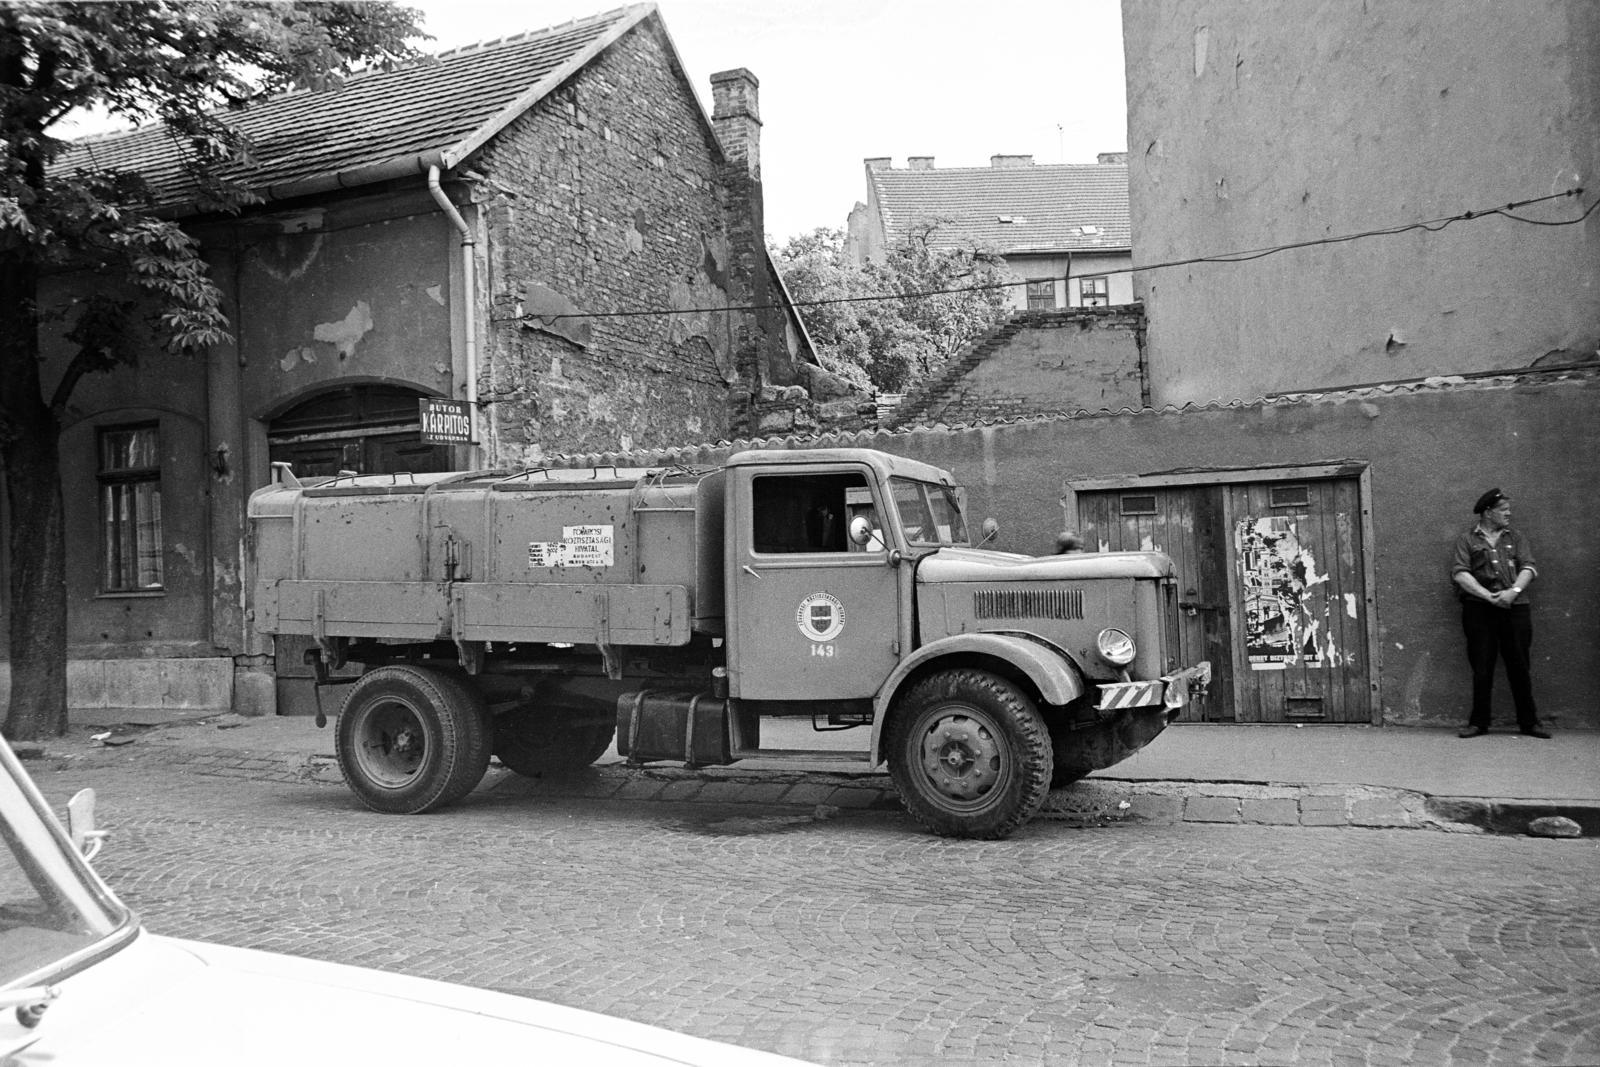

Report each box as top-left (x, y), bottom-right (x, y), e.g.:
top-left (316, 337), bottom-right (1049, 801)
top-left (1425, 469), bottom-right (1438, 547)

top-left (20, 711), bottom-right (1599, 838)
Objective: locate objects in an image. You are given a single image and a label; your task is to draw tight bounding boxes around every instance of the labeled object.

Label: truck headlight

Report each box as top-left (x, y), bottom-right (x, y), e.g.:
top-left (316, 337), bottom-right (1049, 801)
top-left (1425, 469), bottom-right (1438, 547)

top-left (1097, 627), bottom-right (1136, 666)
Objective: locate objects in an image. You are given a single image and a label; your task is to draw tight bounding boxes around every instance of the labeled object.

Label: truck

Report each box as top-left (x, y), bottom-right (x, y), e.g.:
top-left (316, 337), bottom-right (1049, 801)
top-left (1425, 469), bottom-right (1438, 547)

top-left (248, 447), bottom-right (1209, 839)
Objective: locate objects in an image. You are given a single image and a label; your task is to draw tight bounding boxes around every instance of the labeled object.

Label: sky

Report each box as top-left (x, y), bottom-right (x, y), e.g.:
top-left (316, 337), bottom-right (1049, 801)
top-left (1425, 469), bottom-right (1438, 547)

top-left (407, 0), bottom-right (1129, 243)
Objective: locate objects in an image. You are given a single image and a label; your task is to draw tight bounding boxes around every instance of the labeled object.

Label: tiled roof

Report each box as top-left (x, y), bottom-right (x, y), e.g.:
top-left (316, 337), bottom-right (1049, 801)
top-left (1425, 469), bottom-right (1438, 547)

top-left (54, 4), bottom-right (655, 212)
top-left (868, 162), bottom-right (1129, 254)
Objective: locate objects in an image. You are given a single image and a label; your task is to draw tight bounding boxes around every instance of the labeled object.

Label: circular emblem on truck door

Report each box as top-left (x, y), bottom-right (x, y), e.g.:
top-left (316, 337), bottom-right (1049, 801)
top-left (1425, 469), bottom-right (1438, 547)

top-left (796, 592), bottom-right (845, 642)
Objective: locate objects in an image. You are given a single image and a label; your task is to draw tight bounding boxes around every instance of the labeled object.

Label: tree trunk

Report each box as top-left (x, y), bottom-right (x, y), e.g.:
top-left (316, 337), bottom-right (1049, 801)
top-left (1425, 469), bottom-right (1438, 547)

top-left (1, 256), bottom-right (70, 740)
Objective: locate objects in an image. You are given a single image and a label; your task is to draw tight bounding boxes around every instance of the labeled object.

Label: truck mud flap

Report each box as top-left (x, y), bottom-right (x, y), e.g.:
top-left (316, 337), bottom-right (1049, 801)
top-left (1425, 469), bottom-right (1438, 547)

top-left (616, 690), bottom-right (733, 767)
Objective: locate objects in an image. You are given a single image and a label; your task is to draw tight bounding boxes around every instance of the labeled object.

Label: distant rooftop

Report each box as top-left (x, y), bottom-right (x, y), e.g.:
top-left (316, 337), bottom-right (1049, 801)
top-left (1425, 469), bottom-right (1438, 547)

top-left (54, 4), bottom-right (656, 213)
top-left (865, 154), bottom-right (1130, 254)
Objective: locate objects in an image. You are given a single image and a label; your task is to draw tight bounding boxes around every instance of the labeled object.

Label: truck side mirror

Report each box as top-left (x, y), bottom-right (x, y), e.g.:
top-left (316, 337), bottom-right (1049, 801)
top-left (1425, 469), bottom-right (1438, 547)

top-left (978, 518), bottom-right (1000, 547)
top-left (848, 515), bottom-right (874, 547)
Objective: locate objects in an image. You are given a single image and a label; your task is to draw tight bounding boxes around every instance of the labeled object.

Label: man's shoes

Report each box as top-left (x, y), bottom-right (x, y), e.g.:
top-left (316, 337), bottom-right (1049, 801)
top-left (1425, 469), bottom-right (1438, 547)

top-left (1520, 727), bottom-right (1552, 739)
top-left (1458, 727), bottom-right (1489, 738)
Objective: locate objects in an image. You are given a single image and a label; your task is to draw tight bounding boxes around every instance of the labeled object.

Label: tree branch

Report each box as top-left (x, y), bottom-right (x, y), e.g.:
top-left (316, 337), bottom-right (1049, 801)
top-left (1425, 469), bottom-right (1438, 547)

top-left (48, 349), bottom-right (95, 415)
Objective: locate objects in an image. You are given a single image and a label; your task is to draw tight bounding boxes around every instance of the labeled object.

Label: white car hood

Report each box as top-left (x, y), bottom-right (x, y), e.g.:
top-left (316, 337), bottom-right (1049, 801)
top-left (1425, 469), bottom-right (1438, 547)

top-left (11, 930), bottom-right (804, 1066)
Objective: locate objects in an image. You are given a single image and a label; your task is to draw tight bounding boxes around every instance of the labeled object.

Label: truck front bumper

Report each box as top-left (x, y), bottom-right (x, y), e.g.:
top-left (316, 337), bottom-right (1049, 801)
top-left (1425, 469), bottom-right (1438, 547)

top-left (1096, 661), bottom-right (1212, 717)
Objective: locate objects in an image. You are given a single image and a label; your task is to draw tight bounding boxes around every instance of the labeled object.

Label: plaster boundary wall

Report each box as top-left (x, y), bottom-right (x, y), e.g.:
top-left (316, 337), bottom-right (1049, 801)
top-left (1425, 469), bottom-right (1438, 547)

top-left (558, 366), bottom-right (1600, 731)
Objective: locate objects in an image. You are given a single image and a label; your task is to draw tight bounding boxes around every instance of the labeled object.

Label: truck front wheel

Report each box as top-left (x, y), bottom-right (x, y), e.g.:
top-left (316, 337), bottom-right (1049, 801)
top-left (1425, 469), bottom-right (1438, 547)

top-left (335, 666), bottom-right (491, 814)
top-left (887, 670), bottom-right (1053, 839)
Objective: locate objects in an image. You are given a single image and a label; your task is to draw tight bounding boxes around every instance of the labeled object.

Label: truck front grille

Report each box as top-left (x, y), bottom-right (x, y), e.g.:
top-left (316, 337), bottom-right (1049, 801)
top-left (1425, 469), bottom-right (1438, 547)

top-left (974, 588), bottom-right (1084, 621)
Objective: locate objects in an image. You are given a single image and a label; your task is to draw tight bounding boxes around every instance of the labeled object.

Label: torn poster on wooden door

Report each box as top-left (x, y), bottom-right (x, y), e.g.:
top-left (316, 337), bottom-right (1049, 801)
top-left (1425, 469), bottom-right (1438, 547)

top-left (1235, 516), bottom-right (1341, 670)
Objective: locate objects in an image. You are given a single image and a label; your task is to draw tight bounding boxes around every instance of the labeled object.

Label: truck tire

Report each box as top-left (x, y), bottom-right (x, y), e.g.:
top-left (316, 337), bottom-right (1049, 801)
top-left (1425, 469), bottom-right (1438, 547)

top-left (494, 711), bottom-right (616, 777)
top-left (887, 670), bottom-right (1053, 840)
top-left (335, 666), bottom-right (491, 814)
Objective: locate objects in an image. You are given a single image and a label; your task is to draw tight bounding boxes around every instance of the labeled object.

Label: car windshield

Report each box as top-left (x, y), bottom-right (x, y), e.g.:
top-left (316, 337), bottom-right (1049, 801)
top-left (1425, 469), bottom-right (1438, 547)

top-left (889, 477), bottom-right (969, 547)
top-left (1, 744), bottom-right (129, 987)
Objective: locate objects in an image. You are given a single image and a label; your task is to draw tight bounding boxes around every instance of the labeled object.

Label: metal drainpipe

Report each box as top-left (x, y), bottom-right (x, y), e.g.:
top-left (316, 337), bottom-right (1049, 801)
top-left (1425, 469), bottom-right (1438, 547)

top-left (427, 165), bottom-right (480, 462)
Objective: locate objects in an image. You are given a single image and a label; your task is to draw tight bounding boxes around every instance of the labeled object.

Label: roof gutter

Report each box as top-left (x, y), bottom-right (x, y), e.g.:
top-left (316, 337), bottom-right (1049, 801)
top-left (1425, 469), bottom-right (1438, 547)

top-left (427, 165), bottom-right (481, 461)
top-left (153, 150), bottom-right (451, 220)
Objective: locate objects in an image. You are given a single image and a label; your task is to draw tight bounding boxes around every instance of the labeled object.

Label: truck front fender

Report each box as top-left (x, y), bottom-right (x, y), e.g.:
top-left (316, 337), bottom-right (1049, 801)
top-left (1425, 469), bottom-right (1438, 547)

top-left (869, 632), bottom-right (1084, 765)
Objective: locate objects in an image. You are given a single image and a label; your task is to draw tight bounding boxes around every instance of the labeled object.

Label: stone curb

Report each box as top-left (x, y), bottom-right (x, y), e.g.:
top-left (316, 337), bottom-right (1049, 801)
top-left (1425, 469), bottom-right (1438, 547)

top-left (45, 742), bottom-right (1597, 837)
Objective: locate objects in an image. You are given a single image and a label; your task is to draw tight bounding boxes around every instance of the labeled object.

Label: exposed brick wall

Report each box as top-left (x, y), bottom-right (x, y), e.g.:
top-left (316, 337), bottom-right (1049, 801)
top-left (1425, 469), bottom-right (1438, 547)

top-left (889, 306), bottom-right (1147, 427)
top-left (469, 18), bottom-right (777, 464)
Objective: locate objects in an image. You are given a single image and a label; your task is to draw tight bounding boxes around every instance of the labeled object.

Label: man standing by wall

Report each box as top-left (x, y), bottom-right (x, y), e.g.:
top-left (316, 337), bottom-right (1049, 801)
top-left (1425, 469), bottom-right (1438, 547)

top-left (1451, 489), bottom-right (1550, 739)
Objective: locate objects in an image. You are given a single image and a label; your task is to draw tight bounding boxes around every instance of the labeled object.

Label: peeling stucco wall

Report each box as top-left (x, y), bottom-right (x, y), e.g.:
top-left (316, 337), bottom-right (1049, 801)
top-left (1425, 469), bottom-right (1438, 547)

top-left (236, 192), bottom-right (455, 413)
top-left (1124, 0), bottom-right (1600, 403)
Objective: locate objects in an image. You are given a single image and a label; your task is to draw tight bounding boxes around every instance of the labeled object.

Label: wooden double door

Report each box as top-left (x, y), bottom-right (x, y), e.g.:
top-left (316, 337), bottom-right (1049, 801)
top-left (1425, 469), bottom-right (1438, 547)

top-left (1076, 473), bottom-right (1373, 724)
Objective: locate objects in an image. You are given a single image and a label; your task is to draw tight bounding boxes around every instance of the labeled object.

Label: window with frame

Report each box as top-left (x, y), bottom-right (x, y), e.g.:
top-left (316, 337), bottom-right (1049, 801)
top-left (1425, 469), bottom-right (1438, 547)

top-left (750, 472), bottom-right (871, 554)
top-left (98, 425), bottom-right (163, 591)
top-left (1025, 279), bottom-right (1057, 311)
top-left (1079, 276), bottom-right (1109, 307)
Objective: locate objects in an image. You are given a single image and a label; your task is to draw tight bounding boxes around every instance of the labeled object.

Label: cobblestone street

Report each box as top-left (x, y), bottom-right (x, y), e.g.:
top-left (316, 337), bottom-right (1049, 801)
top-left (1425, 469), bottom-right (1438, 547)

top-left (33, 760), bottom-right (1600, 1067)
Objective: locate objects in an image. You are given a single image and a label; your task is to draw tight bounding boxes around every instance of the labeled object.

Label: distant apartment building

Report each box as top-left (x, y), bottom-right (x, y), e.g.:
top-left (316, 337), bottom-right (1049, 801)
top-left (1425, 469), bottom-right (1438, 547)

top-left (845, 153), bottom-right (1133, 311)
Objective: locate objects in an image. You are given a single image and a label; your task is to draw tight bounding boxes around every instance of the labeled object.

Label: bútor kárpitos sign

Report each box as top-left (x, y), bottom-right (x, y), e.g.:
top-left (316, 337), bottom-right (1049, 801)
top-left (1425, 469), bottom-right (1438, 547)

top-left (419, 397), bottom-right (472, 443)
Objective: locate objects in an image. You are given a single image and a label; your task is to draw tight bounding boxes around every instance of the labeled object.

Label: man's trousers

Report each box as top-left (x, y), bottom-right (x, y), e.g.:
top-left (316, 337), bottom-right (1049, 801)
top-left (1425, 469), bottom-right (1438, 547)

top-left (1461, 601), bottom-right (1540, 731)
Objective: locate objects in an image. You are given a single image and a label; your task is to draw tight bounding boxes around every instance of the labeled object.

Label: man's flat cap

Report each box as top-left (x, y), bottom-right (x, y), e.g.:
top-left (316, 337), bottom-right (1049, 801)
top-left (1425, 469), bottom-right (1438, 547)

top-left (1473, 488), bottom-right (1507, 513)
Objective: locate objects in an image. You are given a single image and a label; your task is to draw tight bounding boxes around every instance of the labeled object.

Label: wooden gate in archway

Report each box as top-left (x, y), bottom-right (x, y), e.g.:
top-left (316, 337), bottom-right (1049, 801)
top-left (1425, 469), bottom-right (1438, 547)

top-left (1073, 464), bottom-right (1378, 724)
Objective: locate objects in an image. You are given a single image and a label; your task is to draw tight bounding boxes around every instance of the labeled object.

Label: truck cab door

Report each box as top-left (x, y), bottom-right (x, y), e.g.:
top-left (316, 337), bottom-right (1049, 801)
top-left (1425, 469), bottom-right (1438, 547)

top-left (726, 465), bottom-right (904, 700)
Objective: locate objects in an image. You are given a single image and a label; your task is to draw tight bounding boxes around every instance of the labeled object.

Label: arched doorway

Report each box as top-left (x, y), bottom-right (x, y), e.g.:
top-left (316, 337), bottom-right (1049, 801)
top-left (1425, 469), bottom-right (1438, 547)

top-left (267, 384), bottom-right (452, 477)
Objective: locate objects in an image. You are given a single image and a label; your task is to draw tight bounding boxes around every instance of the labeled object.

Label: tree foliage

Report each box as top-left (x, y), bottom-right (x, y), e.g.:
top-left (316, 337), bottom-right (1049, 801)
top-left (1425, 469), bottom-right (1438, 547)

top-left (770, 223), bottom-right (1014, 394)
top-left (1, 2), bottom-right (422, 739)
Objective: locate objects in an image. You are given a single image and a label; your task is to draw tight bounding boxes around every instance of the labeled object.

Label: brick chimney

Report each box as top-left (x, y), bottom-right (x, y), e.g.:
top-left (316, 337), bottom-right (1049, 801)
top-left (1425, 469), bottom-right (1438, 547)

top-left (710, 68), bottom-right (761, 179)
top-left (990, 154), bottom-right (1034, 168)
top-left (709, 68), bottom-right (789, 424)
top-left (864, 157), bottom-right (891, 171)
top-left (908, 156), bottom-right (935, 171)
top-left (1097, 151), bottom-right (1128, 164)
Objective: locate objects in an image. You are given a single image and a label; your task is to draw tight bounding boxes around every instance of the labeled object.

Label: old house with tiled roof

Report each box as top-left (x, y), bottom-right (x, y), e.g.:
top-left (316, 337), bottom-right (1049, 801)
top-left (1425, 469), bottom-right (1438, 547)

top-left (3, 3), bottom-right (849, 719)
top-left (845, 153), bottom-right (1133, 311)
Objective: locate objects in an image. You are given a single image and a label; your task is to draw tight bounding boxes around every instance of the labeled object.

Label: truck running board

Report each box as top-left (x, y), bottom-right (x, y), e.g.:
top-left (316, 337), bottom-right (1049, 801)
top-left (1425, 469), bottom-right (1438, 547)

top-left (729, 748), bottom-right (871, 764)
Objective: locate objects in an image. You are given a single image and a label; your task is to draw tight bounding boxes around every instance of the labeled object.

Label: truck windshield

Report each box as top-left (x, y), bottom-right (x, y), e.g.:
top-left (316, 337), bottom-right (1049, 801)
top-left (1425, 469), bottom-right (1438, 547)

top-left (889, 477), bottom-right (969, 547)
top-left (1, 745), bottom-right (128, 987)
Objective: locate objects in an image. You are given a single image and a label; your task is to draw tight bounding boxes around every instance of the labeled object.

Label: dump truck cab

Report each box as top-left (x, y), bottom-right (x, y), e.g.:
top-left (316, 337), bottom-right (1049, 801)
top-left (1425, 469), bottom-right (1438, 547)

top-left (248, 447), bottom-right (1207, 840)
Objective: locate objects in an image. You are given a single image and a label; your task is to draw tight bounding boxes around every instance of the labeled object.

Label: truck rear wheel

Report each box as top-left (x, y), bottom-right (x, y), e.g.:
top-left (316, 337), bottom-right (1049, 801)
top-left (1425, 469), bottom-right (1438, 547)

top-left (887, 670), bottom-right (1053, 839)
top-left (494, 711), bottom-right (615, 777)
top-left (335, 666), bottom-right (491, 814)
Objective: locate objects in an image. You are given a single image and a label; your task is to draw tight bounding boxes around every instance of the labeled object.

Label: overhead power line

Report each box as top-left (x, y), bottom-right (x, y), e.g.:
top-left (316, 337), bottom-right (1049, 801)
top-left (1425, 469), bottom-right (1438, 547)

top-left (494, 188), bottom-right (1591, 326)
